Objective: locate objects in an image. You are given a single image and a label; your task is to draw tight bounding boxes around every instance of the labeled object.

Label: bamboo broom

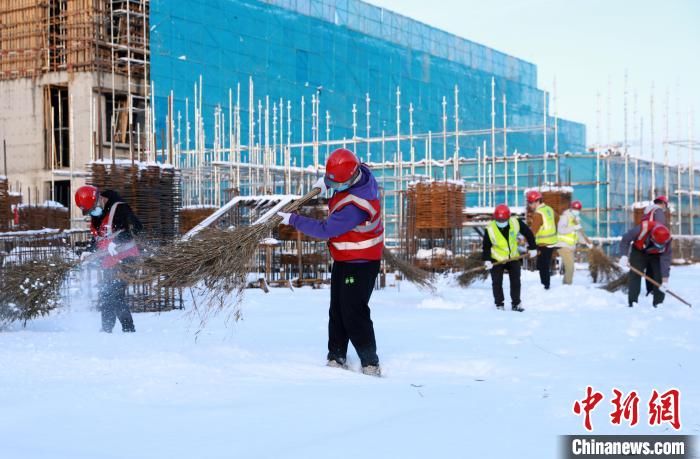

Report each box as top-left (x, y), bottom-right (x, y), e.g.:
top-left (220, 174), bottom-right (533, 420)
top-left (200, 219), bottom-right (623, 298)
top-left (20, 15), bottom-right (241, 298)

top-left (458, 254), bottom-right (529, 287)
top-left (134, 187), bottom-right (435, 316)
top-left (456, 251), bottom-right (489, 287)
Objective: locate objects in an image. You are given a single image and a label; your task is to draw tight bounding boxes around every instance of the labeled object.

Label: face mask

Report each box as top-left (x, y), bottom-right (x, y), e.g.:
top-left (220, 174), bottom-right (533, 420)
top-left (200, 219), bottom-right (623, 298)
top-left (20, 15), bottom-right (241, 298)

top-left (571, 210), bottom-right (580, 217)
top-left (333, 183), bottom-right (352, 192)
top-left (89, 206), bottom-right (103, 217)
top-left (496, 220), bottom-right (508, 228)
top-left (326, 170), bottom-right (361, 192)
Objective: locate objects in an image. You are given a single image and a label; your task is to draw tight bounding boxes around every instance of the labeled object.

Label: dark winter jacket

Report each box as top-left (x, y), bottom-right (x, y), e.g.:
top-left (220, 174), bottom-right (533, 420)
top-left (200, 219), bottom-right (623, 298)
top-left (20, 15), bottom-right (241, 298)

top-left (87, 190), bottom-right (143, 250)
top-left (482, 218), bottom-right (537, 261)
top-left (619, 224), bottom-right (672, 278)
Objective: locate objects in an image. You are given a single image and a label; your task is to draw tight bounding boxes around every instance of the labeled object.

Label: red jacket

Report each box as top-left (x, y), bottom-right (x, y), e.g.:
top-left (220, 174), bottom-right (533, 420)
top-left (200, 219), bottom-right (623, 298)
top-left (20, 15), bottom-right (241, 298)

top-left (327, 191), bottom-right (384, 261)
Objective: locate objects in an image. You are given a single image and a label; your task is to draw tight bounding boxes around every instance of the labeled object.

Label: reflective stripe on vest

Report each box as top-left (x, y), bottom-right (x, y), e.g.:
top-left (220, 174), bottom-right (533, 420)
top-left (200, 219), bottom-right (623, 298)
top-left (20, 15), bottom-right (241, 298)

top-left (330, 233), bottom-right (385, 251)
top-left (329, 194), bottom-right (378, 219)
top-left (535, 205), bottom-right (558, 246)
top-left (97, 202), bottom-right (139, 268)
top-left (557, 212), bottom-right (579, 247)
top-left (327, 189), bottom-right (384, 261)
top-left (486, 217), bottom-right (520, 261)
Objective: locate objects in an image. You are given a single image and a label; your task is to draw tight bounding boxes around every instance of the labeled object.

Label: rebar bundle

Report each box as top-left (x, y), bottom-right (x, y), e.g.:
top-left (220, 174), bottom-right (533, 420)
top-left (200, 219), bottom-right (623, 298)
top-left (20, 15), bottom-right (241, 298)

top-left (179, 206), bottom-right (218, 234)
top-left (17, 204), bottom-right (70, 230)
top-left (88, 161), bottom-right (181, 245)
top-left (405, 181), bottom-right (465, 269)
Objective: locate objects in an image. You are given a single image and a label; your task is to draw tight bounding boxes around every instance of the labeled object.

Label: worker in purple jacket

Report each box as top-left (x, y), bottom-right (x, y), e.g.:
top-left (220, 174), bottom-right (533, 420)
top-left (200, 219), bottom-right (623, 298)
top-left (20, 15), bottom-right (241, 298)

top-left (277, 148), bottom-right (384, 377)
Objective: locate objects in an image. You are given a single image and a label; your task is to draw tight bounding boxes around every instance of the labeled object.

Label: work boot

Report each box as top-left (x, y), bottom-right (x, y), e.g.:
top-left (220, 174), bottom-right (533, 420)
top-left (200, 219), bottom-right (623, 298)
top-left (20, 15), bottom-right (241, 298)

top-left (628, 301), bottom-right (636, 308)
top-left (496, 304), bottom-right (505, 311)
top-left (326, 358), bottom-right (348, 369)
top-left (361, 365), bottom-right (382, 377)
top-left (511, 302), bottom-right (525, 312)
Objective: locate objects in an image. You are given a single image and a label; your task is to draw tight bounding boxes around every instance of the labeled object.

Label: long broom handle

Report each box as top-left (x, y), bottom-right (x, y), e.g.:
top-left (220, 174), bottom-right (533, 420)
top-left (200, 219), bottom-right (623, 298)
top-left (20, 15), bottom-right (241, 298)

top-left (628, 265), bottom-right (692, 308)
top-left (462, 254), bottom-right (528, 275)
top-left (266, 187), bottom-right (323, 226)
top-left (281, 187), bottom-right (322, 213)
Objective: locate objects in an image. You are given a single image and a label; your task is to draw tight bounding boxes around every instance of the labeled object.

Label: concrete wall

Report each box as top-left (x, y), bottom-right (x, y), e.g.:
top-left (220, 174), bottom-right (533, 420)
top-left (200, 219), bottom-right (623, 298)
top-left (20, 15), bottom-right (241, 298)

top-left (0, 71), bottom-right (133, 224)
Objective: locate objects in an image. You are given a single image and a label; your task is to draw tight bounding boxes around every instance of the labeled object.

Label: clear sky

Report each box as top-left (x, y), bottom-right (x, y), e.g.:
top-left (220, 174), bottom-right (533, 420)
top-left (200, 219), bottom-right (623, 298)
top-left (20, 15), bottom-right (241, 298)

top-left (366, 0), bottom-right (699, 164)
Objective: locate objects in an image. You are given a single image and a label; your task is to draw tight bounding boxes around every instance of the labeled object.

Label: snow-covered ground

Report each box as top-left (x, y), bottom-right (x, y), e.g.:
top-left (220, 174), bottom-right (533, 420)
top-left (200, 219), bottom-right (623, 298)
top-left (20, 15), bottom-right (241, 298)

top-left (1, 265), bottom-right (699, 459)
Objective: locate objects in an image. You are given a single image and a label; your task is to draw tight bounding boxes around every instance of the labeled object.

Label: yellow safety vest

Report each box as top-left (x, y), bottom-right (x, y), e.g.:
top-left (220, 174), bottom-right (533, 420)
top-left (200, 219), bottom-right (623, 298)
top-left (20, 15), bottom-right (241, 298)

top-left (487, 217), bottom-right (520, 261)
top-left (535, 204), bottom-right (558, 246)
top-left (557, 211), bottom-right (579, 247)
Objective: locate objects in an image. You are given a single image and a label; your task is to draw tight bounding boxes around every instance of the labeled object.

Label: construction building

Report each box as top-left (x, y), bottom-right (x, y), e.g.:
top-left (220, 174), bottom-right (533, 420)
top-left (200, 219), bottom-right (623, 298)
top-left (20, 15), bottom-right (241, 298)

top-left (1, 0), bottom-right (698, 244)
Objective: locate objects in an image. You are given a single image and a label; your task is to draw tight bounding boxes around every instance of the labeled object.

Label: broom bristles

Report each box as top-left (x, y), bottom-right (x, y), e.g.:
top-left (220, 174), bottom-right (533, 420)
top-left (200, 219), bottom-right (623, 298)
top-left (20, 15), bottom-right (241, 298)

top-left (457, 252), bottom-right (489, 287)
top-left (382, 247), bottom-right (435, 291)
top-left (0, 257), bottom-right (75, 328)
top-left (588, 247), bottom-right (623, 283)
top-left (130, 219), bottom-right (280, 320)
top-left (602, 273), bottom-right (629, 293)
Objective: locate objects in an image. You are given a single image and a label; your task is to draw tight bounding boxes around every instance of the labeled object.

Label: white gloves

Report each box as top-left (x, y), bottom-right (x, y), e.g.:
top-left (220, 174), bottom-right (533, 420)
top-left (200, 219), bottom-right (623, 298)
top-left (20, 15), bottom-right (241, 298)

top-left (528, 249), bottom-right (538, 258)
top-left (312, 177), bottom-right (327, 194)
top-left (277, 212), bottom-right (292, 225)
top-left (80, 251), bottom-right (92, 262)
top-left (572, 224), bottom-right (582, 231)
top-left (484, 261), bottom-right (493, 270)
top-left (618, 255), bottom-right (629, 267)
top-left (107, 241), bottom-right (118, 256)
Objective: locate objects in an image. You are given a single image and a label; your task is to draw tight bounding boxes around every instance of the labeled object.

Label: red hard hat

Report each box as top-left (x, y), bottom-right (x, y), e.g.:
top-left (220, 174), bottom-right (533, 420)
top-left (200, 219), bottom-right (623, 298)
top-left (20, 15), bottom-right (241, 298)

top-left (654, 195), bottom-right (668, 205)
top-left (526, 190), bottom-right (543, 203)
top-left (650, 224), bottom-right (671, 245)
top-left (493, 204), bottom-right (511, 221)
top-left (571, 200), bottom-right (583, 210)
top-left (75, 185), bottom-right (99, 211)
top-left (325, 148), bottom-right (360, 186)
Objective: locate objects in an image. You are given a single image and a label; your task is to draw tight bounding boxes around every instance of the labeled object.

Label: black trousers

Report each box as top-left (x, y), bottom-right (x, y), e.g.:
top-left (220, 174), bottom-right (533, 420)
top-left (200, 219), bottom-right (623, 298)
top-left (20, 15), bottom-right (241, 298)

top-left (99, 268), bottom-right (135, 333)
top-left (536, 246), bottom-right (555, 289)
top-left (328, 260), bottom-right (380, 367)
top-left (628, 249), bottom-right (665, 306)
top-left (490, 261), bottom-right (521, 306)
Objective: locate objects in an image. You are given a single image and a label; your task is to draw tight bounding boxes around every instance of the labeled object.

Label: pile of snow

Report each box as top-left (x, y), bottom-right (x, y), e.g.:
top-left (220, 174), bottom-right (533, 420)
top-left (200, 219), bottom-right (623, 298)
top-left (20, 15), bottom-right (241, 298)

top-left (524, 185), bottom-right (574, 194)
top-left (90, 159), bottom-right (175, 170)
top-left (415, 247), bottom-right (453, 259)
top-left (17, 200), bottom-right (68, 210)
top-left (181, 204), bottom-right (218, 210)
